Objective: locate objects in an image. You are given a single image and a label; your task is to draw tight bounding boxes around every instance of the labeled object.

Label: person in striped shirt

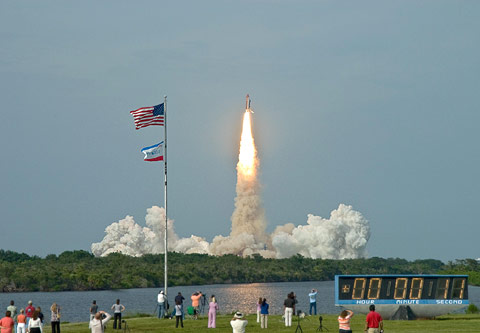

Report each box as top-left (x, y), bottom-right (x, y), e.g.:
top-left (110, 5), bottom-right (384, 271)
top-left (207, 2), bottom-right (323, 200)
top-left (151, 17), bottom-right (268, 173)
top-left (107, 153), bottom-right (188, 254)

top-left (338, 309), bottom-right (354, 333)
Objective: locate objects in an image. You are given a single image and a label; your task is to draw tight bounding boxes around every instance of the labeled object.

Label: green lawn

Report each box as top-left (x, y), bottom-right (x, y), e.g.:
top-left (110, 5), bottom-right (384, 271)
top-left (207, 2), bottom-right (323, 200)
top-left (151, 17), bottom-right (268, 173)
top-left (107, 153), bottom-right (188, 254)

top-left (59, 313), bottom-right (480, 332)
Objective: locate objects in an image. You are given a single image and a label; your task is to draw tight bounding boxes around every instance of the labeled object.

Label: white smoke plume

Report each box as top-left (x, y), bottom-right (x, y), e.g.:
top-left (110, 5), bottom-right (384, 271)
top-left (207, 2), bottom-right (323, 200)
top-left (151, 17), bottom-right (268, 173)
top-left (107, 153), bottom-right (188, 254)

top-left (91, 206), bottom-right (209, 257)
top-left (91, 203), bottom-right (370, 259)
top-left (271, 204), bottom-right (370, 259)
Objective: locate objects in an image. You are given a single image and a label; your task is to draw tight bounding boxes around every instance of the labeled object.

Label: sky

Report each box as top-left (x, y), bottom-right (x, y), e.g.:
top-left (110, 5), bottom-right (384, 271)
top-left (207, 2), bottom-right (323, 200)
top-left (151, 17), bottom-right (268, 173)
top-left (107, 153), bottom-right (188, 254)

top-left (1, 1), bottom-right (479, 262)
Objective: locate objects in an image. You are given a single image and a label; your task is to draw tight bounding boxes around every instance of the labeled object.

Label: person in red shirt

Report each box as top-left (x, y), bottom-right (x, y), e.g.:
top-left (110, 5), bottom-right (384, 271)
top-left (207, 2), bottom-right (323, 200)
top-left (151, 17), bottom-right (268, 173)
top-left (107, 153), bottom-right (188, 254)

top-left (24, 301), bottom-right (35, 327)
top-left (0, 311), bottom-right (14, 333)
top-left (364, 305), bottom-right (383, 333)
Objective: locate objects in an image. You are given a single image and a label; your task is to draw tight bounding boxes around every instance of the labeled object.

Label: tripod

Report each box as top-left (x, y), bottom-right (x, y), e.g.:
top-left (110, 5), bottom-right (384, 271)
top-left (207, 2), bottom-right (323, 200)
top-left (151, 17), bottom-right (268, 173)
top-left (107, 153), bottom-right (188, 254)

top-left (122, 320), bottom-right (131, 333)
top-left (295, 311), bottom-right (304, 333)
top-left (316, 315), bottom-right (329, 332)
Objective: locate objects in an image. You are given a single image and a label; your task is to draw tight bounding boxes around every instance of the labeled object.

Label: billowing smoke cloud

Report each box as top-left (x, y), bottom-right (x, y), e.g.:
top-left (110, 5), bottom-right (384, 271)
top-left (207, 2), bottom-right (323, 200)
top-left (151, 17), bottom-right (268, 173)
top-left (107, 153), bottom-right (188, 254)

top-left (271, 204), bottom-right (370, 259)
top-left (91, 203), bottom-right (369, 259)
top-left (91, 206), bottom-right (209, 257)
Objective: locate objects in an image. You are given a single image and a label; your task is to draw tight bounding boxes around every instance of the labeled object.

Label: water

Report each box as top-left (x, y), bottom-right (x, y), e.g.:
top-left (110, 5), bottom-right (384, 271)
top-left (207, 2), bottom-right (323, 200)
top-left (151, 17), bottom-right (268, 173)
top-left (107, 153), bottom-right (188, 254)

top-left (1, 281), bottom-right (479, 323)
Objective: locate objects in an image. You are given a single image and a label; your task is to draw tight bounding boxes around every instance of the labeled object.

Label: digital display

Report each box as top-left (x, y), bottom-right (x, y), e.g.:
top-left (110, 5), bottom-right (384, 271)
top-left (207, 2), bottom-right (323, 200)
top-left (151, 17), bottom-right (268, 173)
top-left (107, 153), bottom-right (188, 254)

top-left (338, 276), bottom-right (467, 301)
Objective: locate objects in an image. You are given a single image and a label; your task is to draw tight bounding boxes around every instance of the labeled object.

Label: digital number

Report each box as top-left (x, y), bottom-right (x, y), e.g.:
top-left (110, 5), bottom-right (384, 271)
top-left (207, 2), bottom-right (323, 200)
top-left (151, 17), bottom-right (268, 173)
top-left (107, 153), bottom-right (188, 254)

top-left (436, 278), bottom-right (450, 299)
top-left (409, 278), bottom-right (424, 299)
top-left (368, 278), bottom-right (382, 299)
top-left (394, 278), bottom-right (408, 299)
top-left (452, 278), bottom-right (465, 299)
top-left (352, 278), bottom-right (366, 299)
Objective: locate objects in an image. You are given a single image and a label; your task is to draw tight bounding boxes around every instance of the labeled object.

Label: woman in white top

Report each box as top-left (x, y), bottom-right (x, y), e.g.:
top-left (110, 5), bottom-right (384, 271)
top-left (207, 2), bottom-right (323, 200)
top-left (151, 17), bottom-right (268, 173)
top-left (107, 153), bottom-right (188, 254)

top-left (111, 299), bottom-right (125, 330)
top-left (27, 311), bottom-right (42, 333)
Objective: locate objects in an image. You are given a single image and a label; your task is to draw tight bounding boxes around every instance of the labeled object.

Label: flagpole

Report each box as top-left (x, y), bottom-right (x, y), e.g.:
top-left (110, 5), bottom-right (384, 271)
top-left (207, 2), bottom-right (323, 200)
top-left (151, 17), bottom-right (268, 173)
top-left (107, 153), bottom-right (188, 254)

top-left (163, 95), bottom-right (168, 298)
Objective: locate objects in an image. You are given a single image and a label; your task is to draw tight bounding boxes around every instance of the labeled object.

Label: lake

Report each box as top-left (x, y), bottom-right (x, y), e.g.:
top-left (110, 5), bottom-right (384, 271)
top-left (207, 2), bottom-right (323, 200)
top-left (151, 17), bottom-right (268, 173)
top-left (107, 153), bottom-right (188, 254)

top-left (1, 281), bottom-right (479, 323)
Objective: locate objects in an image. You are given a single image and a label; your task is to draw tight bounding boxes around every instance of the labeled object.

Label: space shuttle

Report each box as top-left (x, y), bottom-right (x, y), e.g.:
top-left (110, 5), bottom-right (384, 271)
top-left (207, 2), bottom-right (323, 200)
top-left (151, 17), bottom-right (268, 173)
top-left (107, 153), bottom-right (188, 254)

top-left (245, 94), bottom-right (253, 113)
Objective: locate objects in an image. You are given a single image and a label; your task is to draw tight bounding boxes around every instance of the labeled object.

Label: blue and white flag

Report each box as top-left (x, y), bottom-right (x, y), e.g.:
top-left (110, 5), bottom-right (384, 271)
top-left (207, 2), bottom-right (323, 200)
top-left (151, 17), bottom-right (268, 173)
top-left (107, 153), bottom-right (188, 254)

top-left (141, 142), bottom-right (164, 162)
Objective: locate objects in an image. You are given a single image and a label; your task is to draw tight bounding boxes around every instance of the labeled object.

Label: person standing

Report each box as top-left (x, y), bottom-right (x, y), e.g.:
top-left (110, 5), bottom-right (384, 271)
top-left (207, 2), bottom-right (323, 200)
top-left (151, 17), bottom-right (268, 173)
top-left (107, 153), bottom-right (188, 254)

top-left (24, 302), bottom-right (34, 327)
top-left (191, 292), bottom-right (202, 320)
top-left (89, 311), bottom-right (111, 333)
top-left (338, 309), bottom-right (354, 333)
top-left (283, 292), bottom-right (296, 327)
top-left (0, 311), bottom-right (14, 333)
top-left (230, 312), bottom-right (247, 333)
top-left (89, 301), bottom-right (98, 321)
top-left (35, 308), bottom-right (43, 326)
top-left (16, 309), bottom-right (26, 333)
top-left (27, 311), bottom-right (42, 333)
top-left (111, 299), bottom-right (125, 330)
top-left (174, 301), bottom-right (183, 328)
top-left (364, 305), bottom-right (383, 333)
top-left (256, 297), bottom-right (262, 323)
top-left (175, 293), bottom-right (185, 320)
top-left (207, 296), bottom-right (219, 328)
top-left (260, 298), bottom-right (269, 329)
top-left (50, 303), bottom-right (60, 333)
top-left (6, 301), bottom-right (17, 333)
top-left (157, 290), bottom-right (166, 319)
top-left (308, 289), bottom-right (317, 315)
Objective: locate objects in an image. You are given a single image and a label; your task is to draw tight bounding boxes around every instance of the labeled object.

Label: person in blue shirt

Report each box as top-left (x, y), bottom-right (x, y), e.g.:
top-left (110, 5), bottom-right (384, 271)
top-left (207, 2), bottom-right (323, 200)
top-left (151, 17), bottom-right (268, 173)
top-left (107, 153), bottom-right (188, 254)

top-left (308, 289), bottom-right (318, 315)
top-left (260, 298), bottom-right (269, 329)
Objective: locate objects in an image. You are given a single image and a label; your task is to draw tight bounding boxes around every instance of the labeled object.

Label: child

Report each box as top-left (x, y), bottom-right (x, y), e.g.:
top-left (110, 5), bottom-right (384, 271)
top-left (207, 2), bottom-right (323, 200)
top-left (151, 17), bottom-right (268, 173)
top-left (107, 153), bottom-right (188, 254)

top-left (175, 300), bottom-right (183, 328)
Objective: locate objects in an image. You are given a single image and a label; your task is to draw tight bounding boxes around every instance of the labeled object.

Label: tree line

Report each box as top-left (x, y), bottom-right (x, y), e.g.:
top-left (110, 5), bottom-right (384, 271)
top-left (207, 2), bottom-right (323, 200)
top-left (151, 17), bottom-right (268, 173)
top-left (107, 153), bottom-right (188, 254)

top-left (0, 249), bottom-right (478, 292)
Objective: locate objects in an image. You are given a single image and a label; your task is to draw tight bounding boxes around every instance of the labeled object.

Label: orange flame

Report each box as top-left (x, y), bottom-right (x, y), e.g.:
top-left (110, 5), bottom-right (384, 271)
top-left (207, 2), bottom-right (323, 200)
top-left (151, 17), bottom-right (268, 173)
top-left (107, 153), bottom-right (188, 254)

top-left (237, 111), bottom-right (257, 177)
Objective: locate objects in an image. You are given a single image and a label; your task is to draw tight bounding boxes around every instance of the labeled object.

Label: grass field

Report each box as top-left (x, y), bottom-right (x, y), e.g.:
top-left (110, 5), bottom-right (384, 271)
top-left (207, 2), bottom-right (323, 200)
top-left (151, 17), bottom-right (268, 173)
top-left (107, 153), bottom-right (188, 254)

top-left (58, 313), bottom-right (480, 332)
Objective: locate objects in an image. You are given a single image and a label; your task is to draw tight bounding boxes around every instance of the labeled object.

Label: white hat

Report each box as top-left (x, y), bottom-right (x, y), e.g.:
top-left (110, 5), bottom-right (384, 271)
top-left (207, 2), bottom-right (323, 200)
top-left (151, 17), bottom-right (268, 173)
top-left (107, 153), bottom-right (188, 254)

top-left (234, 312), bottom-right (244, 319)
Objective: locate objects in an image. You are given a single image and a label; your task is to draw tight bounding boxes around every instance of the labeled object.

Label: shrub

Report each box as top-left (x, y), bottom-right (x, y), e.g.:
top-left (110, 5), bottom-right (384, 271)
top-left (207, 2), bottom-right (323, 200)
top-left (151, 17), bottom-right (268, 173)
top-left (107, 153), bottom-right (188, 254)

top-left (466, 303), bottom-right (479, 314)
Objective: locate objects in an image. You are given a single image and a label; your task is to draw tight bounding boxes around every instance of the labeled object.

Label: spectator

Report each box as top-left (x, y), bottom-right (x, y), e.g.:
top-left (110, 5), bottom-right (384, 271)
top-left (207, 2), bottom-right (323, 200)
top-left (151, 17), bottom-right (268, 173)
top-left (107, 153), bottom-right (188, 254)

top-left (89, 311), bottom-right (111, 333)
top-left (24, 302), bottom-right (34, 327)
top-left (27, 311), bottom-right (42, 333)
top-left (260, 298), bottom-right (269, 329)
top-left (175, 293), bottom-right (185, 320)
top-left (191, 292), bottom-right (202, 320)
top-left (50, 303), bottom-right (60, 333)
top-left (230, 312), bottom-right (247, 333)
top-left (89, 301), bottom-right (98, 321)
top-left (308, 289), bottom-right (318, 315)
top-left (364, 305), bottom-right (383, 333)
top-left (157, 290), bottom-right (166, 319)
top-left (16, 309), bottom-right (26, 333)
top-left (0, 311), bottom-right (14, 333)
top-left (174, 300), bottom-right (183, 328)
top-left (283, 292), bottom-right (296, 327)
top-left (207, 295), bottom-right (219, 328)
top-left (111, 299), bottom-right (125, 330)
top-left (338, 309), bottom-right (353, 333)
top-left (6, 301), bottom-right (16, 333)
top-left (256, 297), bottom-right (262, 323)
top-left (35, 308), bottom-right (43, 325)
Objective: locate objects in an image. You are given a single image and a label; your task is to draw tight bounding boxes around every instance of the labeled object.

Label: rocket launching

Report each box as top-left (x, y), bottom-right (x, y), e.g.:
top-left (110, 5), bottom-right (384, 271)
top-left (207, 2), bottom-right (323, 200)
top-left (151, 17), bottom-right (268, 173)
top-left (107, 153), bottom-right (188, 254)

top-left (92, 95), bottom-right (371, 259)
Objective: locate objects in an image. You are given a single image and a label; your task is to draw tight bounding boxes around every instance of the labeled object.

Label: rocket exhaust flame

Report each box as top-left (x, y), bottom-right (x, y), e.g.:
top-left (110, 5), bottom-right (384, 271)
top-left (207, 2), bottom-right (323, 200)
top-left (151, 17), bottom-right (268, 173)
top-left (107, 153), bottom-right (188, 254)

top-left (238, 112), bottom-right (256, 177)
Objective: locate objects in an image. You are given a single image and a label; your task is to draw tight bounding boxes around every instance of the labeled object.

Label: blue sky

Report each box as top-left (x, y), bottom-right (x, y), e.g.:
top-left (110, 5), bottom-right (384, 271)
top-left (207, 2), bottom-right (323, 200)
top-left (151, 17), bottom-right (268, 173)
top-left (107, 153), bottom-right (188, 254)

top-left (1, 1), bottom-right (479, 261)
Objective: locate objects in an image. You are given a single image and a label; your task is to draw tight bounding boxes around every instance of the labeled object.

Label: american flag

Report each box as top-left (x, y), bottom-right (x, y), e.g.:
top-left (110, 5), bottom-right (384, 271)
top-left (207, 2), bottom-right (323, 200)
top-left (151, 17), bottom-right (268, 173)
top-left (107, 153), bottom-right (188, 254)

top-left (130, 103), bottom-right (165, 130)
